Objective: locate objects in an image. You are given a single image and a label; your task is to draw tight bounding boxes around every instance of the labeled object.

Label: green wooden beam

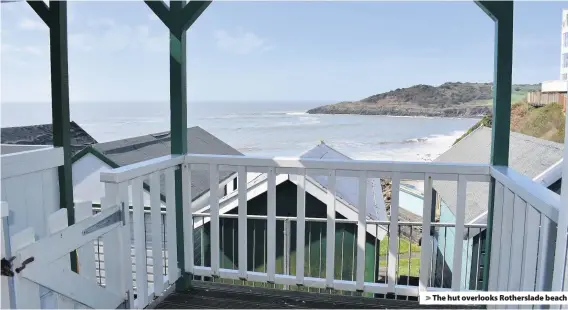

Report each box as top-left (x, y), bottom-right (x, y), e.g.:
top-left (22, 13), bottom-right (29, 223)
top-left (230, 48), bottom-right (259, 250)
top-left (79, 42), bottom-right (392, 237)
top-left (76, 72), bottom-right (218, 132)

top-left (144, 0), bottom-right (172, 29)
top-left (476, 0), bottom-right (514, 292)
top-left (181, 0), bottom-right (212, 31)
top-left (27, 1), bottom-right (50, 25)
top-left (144, 0), bottom-right (211, 292)
top-left (28, 0), bottom-right (77, 272)
top-left (171, 0), bottom-right (190, 291)
top-left (488, 3), bottom-right (514, 167)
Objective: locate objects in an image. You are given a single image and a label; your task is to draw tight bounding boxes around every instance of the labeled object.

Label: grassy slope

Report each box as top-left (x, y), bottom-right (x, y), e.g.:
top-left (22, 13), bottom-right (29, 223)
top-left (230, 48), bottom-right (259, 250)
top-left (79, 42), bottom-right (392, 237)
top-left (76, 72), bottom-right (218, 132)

top-left (472, 84), bottom-right (540, 106)
top-left (454, 101), bottom-right (565, 145)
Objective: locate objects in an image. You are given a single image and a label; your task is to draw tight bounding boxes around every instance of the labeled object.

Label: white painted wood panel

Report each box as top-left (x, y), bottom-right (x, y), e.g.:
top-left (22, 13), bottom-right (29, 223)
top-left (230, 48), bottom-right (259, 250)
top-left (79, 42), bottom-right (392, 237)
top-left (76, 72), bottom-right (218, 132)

top-left (508, 195), bottom-right (528, 291)
top-left (150, 172), bottom-right (164, 295)
top-left (419, 174), bottom-right (432, 292)
top-left (1, 147), bottom-right (63, 179)
top-left (2, 168), bottom-right (60, 241)
top-left (295, 171), bottom-right (306, 285)
top-left (266, 168), bottom-right (276, 283)
top-left (497, 188), bottom-right (515, 290)
top-left (388, 174), bottom-right (400, 290)
top-left (521, 205), bottom-right (540, 291)
top-left (488, 182), bottom-right (505, 291)
top-left (452, 175), bottom-right (467, 291)
top-left (237, 166), bottom-right (248, 280)
top-left (325, 170), bottom-right (336, 288)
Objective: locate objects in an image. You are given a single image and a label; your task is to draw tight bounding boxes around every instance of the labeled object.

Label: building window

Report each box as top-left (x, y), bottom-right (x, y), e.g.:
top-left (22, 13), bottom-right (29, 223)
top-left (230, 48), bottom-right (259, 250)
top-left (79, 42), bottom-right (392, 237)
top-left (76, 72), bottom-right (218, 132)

top-left (564, 32), bottom-right (568, 47)
top-left (563, 73), bottom-right (568, 81)
top-left (564, 53), bottom-right (568, 68)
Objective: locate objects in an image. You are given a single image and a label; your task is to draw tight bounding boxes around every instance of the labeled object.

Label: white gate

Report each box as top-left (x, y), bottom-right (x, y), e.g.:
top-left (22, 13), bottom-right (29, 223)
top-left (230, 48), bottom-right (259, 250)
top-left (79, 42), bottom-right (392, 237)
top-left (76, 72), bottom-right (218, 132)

top-left (1, 201), bottom-right (132, 309)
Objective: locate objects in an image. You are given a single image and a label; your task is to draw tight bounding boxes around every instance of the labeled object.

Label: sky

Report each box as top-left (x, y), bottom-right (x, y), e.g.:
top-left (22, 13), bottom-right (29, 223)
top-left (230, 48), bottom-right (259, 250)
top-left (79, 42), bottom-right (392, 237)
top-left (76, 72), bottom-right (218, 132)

top-left (0, 1), bottom-right (566, 103)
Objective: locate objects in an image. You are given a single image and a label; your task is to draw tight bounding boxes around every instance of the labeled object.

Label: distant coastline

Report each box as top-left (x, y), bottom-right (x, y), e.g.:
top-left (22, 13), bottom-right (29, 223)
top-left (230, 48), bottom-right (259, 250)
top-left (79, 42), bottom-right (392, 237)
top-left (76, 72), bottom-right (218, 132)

top-left (307, 82), bottom-right (539, 118)
top-left (307, 105), bottom-right (491, 118)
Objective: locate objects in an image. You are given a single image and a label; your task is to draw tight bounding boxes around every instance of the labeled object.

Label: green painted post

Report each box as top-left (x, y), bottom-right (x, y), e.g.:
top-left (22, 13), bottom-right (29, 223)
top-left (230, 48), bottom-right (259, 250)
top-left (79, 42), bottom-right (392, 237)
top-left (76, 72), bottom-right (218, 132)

top-left (145, 0), bottom-right (211, 291)
top-left (28, 0), bottom-right (77, 272)
top-left (50, 0), bottom-right (77, 273)
top-left (169, 0), bottom-right (191, 291)
top-left (475, 1), bottom-right (514, 292)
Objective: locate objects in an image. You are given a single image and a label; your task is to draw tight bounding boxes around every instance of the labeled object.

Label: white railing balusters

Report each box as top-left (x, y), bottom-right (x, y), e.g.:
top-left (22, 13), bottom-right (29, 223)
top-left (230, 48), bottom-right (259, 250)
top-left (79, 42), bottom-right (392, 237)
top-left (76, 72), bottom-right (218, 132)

top-left (356, 171), bottom-right (367, 291)
top-left (488, 182), bottom-right (505, 291)
top-left (91, 153), bottom-right (566, 300)
top-left (149, 172), bottom-right (164, 295)
top-left (237, 166), bottom-right (248, 280)
top-left (521, 204), bottom-right (540, 291)
top-left (209, 164), bottom-right (220, 277)
top-left (325, 170), bottom-right (337, 288)
top-left (418, 174), bottom-right (433, 292)
top-left (535, 214), bottom-right (556, 291)
top-left (165, 168), bottom-right (179, 282)
top-left (497, 188), bottom-right (515, 290)
top-left (296, 170), bottom-right (306, 286)
top-left (388, 173), bottom-right (400, 290)
top-left (553, 211), bottom-right (568, 292)
top-left (182, 164), bottom-right (193, 274)
top-left (103, 183), bottom-right (122, 293)
top-left (118, 182), bottom-right (134, 308)
top-left (508, 195), bottom-right (528, 291)
top-left (132, 177), bottom-right (148, 308)
top-left (267, 167), bottom-right (276, 283)
top-left (451, 175), bottom-right (467, 291)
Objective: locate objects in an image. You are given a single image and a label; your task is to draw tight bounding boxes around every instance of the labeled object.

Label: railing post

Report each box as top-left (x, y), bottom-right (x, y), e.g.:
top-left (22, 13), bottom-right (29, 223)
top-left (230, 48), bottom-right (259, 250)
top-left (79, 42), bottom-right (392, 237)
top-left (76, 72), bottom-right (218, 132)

top-left (27, 0), bottom-right (77, 273)
top-left (552, 79), bottom-right (568, 291)
top-left (475, 0), bottom-right (514, 291)
top-left (169, 0), bottom-right (191, 291)
top-left (144, 0), bottom-right (211, 291)
top-left (283, 218), bottom-right (291, 290)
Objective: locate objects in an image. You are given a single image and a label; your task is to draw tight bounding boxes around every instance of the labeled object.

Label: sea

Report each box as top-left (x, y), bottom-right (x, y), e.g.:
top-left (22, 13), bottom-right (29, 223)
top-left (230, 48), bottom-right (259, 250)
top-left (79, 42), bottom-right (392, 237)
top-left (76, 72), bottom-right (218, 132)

top-left (0, 101), bottom-right (478, 162)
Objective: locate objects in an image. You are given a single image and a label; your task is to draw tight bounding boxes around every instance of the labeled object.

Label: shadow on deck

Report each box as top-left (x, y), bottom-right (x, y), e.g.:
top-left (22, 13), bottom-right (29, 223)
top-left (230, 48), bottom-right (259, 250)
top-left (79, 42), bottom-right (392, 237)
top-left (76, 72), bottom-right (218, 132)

top-left (153, 281), bottom-right (480, 309)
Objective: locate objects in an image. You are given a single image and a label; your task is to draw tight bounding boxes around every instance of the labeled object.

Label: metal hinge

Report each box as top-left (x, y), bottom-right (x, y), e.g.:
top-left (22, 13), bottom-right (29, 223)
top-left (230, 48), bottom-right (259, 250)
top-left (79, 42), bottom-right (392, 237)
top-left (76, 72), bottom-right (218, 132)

top-left (1, 257), bottom-right (15, 277)
top-left (82, 203), bottom-right (125, 236)
top-left (2, 256), bottom-right (35, 277)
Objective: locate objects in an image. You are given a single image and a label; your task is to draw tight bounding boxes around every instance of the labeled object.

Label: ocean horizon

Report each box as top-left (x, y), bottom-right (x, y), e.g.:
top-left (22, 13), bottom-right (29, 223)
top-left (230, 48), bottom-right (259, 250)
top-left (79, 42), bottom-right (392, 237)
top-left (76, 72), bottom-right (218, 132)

top-left (1, 101), bottom-right (478, 162)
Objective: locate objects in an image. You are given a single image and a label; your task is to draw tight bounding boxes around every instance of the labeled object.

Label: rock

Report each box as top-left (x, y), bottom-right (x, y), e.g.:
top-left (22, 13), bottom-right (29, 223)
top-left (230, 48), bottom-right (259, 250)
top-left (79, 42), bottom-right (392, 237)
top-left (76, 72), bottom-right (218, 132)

top-left (307, 82), bottom-right (539, 118)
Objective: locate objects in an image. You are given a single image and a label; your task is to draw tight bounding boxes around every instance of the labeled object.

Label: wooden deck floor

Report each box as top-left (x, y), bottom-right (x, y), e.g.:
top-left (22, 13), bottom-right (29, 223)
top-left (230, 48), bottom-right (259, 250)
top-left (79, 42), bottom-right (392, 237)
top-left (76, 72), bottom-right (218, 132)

top-left (153, 281), bottom-right (479, 309)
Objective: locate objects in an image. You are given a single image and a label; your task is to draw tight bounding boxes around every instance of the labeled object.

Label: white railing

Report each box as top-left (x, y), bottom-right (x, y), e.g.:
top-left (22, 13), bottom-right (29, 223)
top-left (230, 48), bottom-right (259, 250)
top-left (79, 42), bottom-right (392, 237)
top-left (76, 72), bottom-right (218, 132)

top-left (488, 166), bottom-right (561, 293)
top-left (101, 154), bottom-right (491, 299)
top-left (100, 155), bottom-right (183, 309)
top-left (98, 153), bottom-right (566, 305)
top-left (182, 154), bottom-right (490, 297)
top-left (1, 147), bottom-right (63, 240)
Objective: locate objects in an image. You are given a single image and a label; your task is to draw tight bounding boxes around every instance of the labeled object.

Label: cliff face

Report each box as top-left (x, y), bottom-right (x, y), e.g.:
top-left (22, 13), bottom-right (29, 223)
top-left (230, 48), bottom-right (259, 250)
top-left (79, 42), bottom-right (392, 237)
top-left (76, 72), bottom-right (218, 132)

top-left (307, 82), bottom-right (539, 118)
top-left (452, 101), bottom-right (566, 145)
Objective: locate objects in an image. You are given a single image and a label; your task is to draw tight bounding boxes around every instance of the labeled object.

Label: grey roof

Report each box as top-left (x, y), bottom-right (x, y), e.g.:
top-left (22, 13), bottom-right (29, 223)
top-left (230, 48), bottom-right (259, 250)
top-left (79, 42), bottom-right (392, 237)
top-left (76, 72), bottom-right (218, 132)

top-left (1, 121), bottom-right (98, 156)
top-left (300, 142), bottom-right (388, 222)
top-left (433, 126), bottom-right (564, 224)
top-left (91, 126), bottom-right (243, 201)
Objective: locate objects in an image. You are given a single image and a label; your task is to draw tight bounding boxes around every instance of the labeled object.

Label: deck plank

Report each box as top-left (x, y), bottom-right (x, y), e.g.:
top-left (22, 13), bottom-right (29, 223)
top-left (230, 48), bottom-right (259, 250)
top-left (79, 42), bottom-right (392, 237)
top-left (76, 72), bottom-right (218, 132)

top-left (154, 281), bottom-right (480, 309)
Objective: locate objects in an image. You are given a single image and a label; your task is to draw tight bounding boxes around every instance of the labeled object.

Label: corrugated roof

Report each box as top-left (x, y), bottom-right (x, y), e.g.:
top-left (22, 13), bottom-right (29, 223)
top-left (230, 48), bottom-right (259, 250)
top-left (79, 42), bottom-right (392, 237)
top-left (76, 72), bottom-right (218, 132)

top-left (1, 121), bottom-right (98, 155)
top-left (91, 126), bottom-right (243, 201)
top-left (299, 142), bottom-right (388, 222)
top-left (433, 126), bottom-right (564, 223)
